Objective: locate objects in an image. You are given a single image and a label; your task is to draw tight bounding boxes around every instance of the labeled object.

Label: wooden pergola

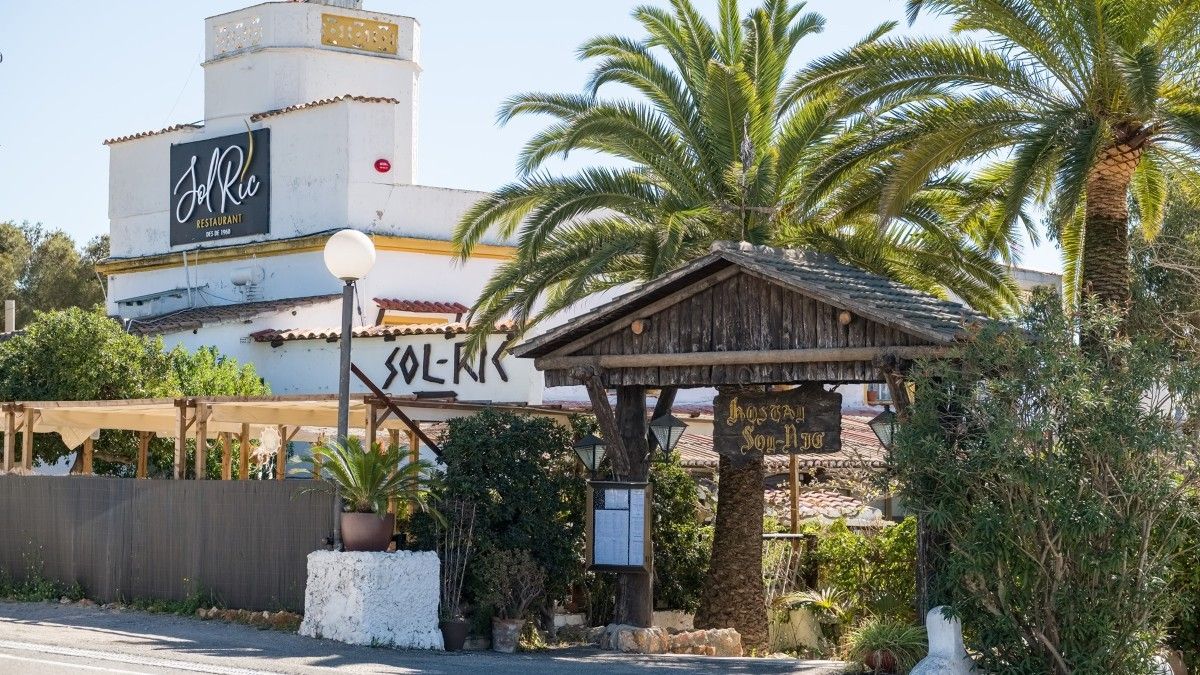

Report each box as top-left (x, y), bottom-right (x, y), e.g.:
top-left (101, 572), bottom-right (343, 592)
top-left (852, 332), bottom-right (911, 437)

top-left (0, 395), bottom-right (575, 479)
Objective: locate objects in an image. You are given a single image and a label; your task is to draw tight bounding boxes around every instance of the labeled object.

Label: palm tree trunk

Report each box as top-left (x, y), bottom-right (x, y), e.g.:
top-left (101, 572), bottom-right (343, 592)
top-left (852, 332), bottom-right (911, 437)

top-left (1081, 140), bottom-right (1144, 321)
top-left (695, 449), bottom-right (768, 652)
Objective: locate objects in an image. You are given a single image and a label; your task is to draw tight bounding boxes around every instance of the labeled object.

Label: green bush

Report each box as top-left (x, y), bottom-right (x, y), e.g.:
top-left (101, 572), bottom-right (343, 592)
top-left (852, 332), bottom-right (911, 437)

top-left (813, 517), bottom-right (917, 622)
top-left (415, 409), bottom-right (584, 620)
top-left (649, 452), bottom-right (712, 612)
top-left (894, 296), bottom-right (1200, 674)
top-left (843, 616), bottom-right (927, 675)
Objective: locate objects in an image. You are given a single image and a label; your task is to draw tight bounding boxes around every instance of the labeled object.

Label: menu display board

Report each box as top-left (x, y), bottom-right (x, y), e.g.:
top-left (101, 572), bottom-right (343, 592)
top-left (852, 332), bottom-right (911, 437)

top-left (586, 481), bottom-right (652, 572)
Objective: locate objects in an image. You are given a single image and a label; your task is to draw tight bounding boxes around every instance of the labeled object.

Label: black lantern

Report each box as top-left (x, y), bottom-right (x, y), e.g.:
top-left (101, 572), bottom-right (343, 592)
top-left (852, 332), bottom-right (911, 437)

top-left (868, 404), bottom-right (898, 450)
top-left (649, 414), bottom-right (688, 459)
top-left (573, 434), bottom-right (607, 475)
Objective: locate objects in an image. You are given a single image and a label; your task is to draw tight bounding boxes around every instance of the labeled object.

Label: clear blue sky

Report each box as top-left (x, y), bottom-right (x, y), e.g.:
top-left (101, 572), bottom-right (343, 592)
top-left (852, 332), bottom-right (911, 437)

top-left (0, 0), bottom-right (1061, 272)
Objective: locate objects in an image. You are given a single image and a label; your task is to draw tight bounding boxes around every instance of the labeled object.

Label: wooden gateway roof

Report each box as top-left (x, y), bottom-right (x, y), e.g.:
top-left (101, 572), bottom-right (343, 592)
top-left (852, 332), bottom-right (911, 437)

top-left (516, 241), bottom-right (991, 388)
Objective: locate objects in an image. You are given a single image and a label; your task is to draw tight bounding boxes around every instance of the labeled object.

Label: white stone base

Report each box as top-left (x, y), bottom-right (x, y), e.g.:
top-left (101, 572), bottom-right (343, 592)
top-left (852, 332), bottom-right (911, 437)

top-left (299, 550), bottom-right (443, 650)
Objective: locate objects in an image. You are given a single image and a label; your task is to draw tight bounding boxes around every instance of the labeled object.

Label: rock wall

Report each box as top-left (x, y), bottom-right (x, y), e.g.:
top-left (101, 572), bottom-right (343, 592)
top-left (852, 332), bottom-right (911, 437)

top-left (299, 550), bottom-right (442, 650)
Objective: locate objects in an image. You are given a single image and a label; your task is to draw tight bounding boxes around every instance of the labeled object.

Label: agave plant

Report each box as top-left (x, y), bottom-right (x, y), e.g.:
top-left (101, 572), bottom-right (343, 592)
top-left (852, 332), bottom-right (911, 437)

top-left (843, 616), bottom-right (927, 674)
top-left (307, 437), bottom-right (441, 519)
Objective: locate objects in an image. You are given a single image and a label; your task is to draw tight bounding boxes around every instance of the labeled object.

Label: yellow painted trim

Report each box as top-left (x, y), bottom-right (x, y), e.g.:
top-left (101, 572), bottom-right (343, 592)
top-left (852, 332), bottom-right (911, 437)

top-left (96, 234), bottom-right (514, 275)
top-left (381, 314), bottom-right (451, 326)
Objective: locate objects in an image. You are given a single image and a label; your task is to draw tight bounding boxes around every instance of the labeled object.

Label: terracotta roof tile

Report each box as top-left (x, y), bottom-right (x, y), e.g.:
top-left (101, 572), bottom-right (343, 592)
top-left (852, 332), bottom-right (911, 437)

top-left (126, 294), bottom-right (340, 336)
top-left (104, 123), bottom-right (203, 146)
top-left (249, 94), bottom-right (401, 122)
top-left (374, 298), bottom-right (470, 314)
top-left (250, 320), bottom-right (515, 344)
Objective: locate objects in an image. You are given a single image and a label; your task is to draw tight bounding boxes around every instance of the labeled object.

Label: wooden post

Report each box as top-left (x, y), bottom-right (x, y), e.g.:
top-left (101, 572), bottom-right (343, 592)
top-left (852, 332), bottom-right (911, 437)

top-left (136, 432), bottom-right (151, 479)
top-left (789, 453), bottom-right (800, 552)
top-left (276, 425), bottom-right (287, 480)
top-left (21, 407), bottom-right (37, 470)
top-left (174, 402), bottom-right (188, 480)
top-left (365, 403), bottom-right (379, 451)
top-left (194, 405), bottom-right (209, 480)
top-left (406, 428), bottom-right (420, 517)
top-left (613, 386), bottom-right (653, 629)
top-left (3, 407), bottom-right (15, 472)
top-left (388, 428), bottom-right (400, 453)
top-left (239, 423), bottom-right (250, 480)
top-left (82, 436), bottom-right (94, 476)
top-left (220, 432), bottom-right (232, 480)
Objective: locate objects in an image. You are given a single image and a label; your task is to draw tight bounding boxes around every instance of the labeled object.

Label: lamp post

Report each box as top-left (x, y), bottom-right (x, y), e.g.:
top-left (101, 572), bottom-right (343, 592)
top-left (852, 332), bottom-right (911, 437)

top-left (323, 229), bottom-right (377, 550)
top-left (573, 434), bottom-right (607, 478)
top-left (868, 404), bottom-right (898, 450)
top-left (648, 414), bottom-right (688, 461)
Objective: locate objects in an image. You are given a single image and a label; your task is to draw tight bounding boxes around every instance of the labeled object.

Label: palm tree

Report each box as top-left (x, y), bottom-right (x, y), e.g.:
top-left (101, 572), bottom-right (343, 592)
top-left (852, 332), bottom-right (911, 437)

top-left (797, 0), bottom-right (1200, 316)
top-left (452, 0), bottom-right (1023, 648)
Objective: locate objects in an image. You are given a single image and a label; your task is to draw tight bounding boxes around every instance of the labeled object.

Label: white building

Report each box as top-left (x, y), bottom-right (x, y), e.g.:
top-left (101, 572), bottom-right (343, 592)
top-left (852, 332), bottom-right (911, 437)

top-left (102, 0), bottom-right (543, 403)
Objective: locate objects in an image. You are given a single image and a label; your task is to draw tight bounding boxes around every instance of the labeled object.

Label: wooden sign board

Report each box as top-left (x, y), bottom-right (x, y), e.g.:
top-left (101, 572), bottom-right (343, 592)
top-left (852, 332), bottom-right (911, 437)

top-left (585, 481), bottom-right (652, 573)
top-left (713, 387), bottom-right (842, 462)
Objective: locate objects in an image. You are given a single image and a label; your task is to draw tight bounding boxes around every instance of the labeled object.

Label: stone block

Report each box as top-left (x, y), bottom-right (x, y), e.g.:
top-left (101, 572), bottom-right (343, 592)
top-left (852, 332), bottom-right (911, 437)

top-left (298, 550), bottom-right (442, 650)
top-left (599, 624), bottom-right (670, 654)
top-left (910, 607), bottom-right (976, 675)
top-left (667, 628), bottom-right (743, 657)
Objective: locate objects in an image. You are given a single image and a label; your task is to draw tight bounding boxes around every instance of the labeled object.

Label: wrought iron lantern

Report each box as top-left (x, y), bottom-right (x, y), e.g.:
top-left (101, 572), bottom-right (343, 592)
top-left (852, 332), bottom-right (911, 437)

top-left (649, 414), bottom-right (688, 459)
top-left (868, 404), bottom-right (898, 450)
top-left (573, 434), bottom-right (607, 475)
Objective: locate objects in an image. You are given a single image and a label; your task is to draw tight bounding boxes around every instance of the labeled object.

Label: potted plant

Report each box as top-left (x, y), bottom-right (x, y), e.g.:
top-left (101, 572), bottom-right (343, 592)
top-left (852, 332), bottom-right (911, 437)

top-left (307, 437), bottom-right (440, 552)
top-left (437, 499), bottom-right (476, 651)
top-left (478, 549), bottom-right (546, 653)
top-left (844, 616), bottom-right (927, 674)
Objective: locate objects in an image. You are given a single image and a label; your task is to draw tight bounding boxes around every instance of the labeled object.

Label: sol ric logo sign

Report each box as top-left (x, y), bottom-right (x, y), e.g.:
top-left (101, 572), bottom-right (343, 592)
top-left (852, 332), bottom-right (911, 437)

top-left (169, 129), bottom-right (271, 246)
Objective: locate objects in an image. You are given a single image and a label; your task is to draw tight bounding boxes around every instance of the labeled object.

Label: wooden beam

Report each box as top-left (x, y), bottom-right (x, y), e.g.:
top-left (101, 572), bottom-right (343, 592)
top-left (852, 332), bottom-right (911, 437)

top-left (194, 405), bottom-right (209, 480)
top-left (572, 367), bottom-right (628, 476)
top-left (81, 436), bottom-right (94, 476)
top-left (21, 407), bottom-right (38, 470)
top-left (351, 363), bottom-right (442, 456)
top-left (3, 408), bottom-right (14, 472)
top-left (137, 432), bottom-right (151, 479)
top-left (239, 423), bottom-right (250, 480)
top-left (406, 428), bottom-right (420, 518)
top-left (173, 402), bottom-right (189, 480)
top-left (389, 428), bottom-right (401, 453)
top-left (276, 425), bottom-right (287, 480)
top-left (366, 403), bottom-right (379, 451)
top-left (789, 454), bottom-right (800, 552)
top-left (537, 346), bottom-right (948, 372)
top-left (220, 432), bottom-right (232, 480)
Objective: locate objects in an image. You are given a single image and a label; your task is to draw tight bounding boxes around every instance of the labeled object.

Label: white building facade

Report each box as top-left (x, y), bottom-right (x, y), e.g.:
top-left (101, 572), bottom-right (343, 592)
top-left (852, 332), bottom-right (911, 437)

top-left (103, 0), bottom-right (545, 403)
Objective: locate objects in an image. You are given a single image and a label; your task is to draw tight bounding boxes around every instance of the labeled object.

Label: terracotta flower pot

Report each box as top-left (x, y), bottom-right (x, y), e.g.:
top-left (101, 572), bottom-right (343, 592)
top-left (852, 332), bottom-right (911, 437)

top-left (340, 512), bottom-right (394, 552)
top-left (440, 619), bottom-right (469, 651)
top-left (491, 617), bottom-right (523, 653)
top-left (863, 649), bottom-right (898, 673)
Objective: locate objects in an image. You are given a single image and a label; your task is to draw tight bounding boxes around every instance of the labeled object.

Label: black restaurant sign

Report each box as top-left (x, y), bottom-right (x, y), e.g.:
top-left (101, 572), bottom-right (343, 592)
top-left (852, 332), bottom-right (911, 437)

top-left (713, 387), bottom-right (842, 463)
top-left (169, 129), bottom-right (270, 246)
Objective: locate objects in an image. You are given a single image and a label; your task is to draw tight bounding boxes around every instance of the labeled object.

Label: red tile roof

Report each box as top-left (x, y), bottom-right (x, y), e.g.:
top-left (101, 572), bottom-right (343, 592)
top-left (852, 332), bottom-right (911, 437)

top-left (104, 123), bottom-right (203, 146)
top-left (250, 320), bottom-right (514, 344)
top-left (249, 94), bottom-right (400, 122)
top-left (374, 298), bottom-right (470, 314)
top-left (104, 95), bottom-right (399, 145)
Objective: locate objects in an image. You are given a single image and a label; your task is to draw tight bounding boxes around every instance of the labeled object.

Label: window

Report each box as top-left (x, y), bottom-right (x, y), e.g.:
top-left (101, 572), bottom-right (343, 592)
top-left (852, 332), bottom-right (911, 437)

top-left (864, 383), bottom-right (892, 405)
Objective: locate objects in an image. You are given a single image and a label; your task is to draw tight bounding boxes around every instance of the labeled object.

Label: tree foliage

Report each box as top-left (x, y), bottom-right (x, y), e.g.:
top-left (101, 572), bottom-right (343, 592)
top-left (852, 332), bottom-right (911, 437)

top-left (0, 308), bottom-right (267, 473)
top-left (797, 0), bottom-right (1200, 309)
top-left (0, 221), bottom-right (107, 327)
top-left (649, 451), bottom-right (712, 612)
top-left (894, 295), bottom-right (1200, 674)
top-left (453, 0), bottom-right (1024, 356)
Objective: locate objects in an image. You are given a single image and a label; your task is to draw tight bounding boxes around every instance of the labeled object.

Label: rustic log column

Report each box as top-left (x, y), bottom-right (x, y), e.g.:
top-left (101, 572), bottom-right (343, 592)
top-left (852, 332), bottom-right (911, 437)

top-left (695, 386), bottom-right (768, 652)
top-left (276, 425), bottom-right (288, 480)
top-left (21, 407), bottom-right (37, 470)
top-left (194, 405), bottom-right (209, 480)
top-left (612, 385), bottom-right (653, 628)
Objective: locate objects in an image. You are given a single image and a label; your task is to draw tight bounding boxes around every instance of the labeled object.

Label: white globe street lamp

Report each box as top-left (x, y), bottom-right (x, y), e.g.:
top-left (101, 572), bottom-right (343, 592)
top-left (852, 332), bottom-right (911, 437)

top-left (324, 229), bottom-right (376, 550)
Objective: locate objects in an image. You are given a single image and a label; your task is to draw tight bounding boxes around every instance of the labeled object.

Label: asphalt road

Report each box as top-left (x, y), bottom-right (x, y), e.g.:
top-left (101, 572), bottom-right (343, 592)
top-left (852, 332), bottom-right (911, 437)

top-left (0, 602), bottom-right (844, 674)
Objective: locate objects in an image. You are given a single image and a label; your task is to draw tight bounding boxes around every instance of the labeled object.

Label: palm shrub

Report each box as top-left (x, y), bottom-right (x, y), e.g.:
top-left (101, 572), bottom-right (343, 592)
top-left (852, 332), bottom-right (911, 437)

top-left (893, 293), bottom-right (1200, 674)
top-left (307, 437), bottom-right (440, 516)
top-left (799, 0), bottom-right (1200, 315)
top-left (843, 617), bottom-right (927, 675)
